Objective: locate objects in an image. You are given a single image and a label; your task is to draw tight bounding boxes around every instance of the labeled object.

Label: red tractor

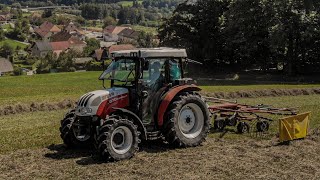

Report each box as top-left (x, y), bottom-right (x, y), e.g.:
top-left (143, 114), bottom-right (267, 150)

top-left (60, 48), bottom-right (210, 161)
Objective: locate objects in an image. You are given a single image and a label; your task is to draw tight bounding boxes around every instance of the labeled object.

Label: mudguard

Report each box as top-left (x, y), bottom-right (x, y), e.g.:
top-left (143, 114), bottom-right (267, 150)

top-left (113, 108), bottom-right (147, 140)
top-left (157, 85), bottom-right (202, 127)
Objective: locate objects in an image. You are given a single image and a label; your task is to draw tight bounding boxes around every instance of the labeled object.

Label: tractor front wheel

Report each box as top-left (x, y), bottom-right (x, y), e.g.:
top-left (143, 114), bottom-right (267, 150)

top-left (97, 116), bottom-right (140, 161)
top-left (163, 92), bottom-right (210, 147)
top-left (60, 110), bottom-right (92, 148)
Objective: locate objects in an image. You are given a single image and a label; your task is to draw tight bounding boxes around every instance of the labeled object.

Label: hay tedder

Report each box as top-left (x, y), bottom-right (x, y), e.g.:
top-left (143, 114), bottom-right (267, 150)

top-left (206, 97), bottom-right (298, 133)
top-left (59, 48), bottom-right (306, 162)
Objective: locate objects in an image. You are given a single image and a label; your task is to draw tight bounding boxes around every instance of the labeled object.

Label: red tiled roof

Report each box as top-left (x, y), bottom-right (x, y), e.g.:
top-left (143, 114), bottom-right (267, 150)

top-left (68, 36), bottom-right (86, 45)
top-left (108, 44), bottom-right (136, 53)
top-left (51, 31), bottom-right (72, 42)
top-left (103, 25), bottom-right (131, 35)
top-left (50, 41), bottom-right (70, 51)
top-left (35, 21), bottom-right (61, 37)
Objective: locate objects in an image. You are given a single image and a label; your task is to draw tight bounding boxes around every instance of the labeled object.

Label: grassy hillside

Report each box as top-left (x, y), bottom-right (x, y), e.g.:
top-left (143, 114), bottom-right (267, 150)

top-left (0, 39), bottom-right (28, 49)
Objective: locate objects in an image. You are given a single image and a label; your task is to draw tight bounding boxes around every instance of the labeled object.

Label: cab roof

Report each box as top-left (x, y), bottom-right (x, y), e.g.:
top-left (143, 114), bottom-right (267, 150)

top-left (111, 47), bottom-right (187, 58)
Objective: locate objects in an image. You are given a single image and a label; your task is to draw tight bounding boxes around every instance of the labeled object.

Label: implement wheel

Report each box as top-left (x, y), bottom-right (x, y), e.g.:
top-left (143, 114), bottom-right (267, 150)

top-left (256, 121), bottom-right (270, 132)
top-left (237, 122), bottom-right (250, 134)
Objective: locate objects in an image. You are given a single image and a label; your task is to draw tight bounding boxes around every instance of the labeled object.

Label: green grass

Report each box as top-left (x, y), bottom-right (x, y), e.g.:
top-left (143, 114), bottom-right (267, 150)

top-left (118, 0), bottom-right (143, 7)
top-left (132, 25), bottom-right (158, 35)
top-left (0, 39), bottom-right (28, 49)
top-left (1, 23), bottom-right (12, 30)
top-left (0, 71), bottom-right (319, 106)
top-left (0, 71), bottom-right (103, 106)
top-left (0, 95), bottom-right (319, 154)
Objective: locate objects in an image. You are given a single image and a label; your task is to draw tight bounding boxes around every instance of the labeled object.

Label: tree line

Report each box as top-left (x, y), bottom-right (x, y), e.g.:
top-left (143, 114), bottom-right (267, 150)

top-left (159, 0), bottom-right (320, 75)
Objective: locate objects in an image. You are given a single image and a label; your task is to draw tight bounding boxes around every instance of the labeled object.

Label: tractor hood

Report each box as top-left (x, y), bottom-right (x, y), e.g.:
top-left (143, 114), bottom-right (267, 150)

top-left (75, 87), bottom-right (129, 116)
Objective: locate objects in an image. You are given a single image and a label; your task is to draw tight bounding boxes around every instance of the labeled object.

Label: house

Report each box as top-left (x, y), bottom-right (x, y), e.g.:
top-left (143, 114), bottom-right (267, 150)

top-left (108, 44), bottom-right (136, 55)
top-left (51, 31), bottom-right (87, 53)
top-left (34, 21), bottom-right (61, 41)
top-left (65, 21), bottom-right (85, 40)
top-left (0, 58), bottom-right (13, 76)
top-left (118, 28), bottom-right (140, 42)
top-left (31, 39), bottom-right (86, 57)
top-left (50, 41), bottom-right (70, 56)
top-left (31, 41), bottom-right (69, 57)
top-left (103, 25), bottom-right (131, 42)
top-left (92, 48), bottom-right (108, 62)
top-left (30, 41), bottom-right (52, 57)
top-left (68, 36), bottom-right (86, 53)
top-left (104, 25), bottom-right (130, 35)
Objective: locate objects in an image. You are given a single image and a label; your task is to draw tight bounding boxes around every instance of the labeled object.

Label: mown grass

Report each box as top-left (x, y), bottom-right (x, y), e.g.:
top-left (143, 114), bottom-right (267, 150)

top-left (0, 110), bottom-right (64, 154)
top-left (0, 95), bottom-right (319, 154)
top-left (0, 71), bottom-right (319, 106)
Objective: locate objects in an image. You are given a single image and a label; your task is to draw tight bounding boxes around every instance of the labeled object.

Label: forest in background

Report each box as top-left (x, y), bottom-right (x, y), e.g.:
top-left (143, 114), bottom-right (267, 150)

top-left (159, 0), bottom-right (320, 75)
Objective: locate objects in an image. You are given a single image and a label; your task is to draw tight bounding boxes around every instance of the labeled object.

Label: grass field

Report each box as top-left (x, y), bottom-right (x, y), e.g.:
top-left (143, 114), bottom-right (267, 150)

top-left (0, 39), bottom-right (28, 49)
top-left (118, 0), bottom-right (143, 7)
top-left (132, 25), bottom-right (158, 35)
top-left (1, 71), bottom-right (319, 106)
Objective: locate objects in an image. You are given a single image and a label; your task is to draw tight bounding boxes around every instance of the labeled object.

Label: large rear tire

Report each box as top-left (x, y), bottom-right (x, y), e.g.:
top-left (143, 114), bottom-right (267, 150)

top-left (59, 110), bottom-right (92, 148)
top-left (163, 92), bottom-right (210, 147)
top-left (97, 116), bottom-right (140, 161)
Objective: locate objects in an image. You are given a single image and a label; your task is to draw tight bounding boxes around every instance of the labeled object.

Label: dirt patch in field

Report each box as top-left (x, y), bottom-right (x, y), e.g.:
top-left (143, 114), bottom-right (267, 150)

top-left (1, 132), bottom-right (320, 179)
top-left (0, 99), bottom-right (75, 116)
top-left (201, 87), bottom-right (320, 99)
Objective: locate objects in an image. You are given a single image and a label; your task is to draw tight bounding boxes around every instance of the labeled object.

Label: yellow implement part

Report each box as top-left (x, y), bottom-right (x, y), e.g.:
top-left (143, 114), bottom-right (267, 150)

top-left (279, 112), bottom-right (311, 142)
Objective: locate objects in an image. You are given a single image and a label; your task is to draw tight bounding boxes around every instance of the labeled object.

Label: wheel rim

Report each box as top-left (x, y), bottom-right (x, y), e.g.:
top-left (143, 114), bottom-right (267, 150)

top-left (111, 126), bottom-right (133, 155)
top-left (178, 103), bottom-right (204, 139)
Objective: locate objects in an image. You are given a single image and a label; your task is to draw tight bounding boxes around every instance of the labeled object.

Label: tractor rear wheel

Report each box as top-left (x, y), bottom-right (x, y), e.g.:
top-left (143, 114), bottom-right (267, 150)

top-left (60, 110), bottom-right (92, 148)
top-left (163, 92), bottom-right (210, 147)
top-left (97, 116), bottom-right (140, 161)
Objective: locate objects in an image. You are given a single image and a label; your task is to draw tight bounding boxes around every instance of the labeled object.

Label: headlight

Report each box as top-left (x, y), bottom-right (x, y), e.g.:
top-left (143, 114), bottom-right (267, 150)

top-left (79, 107), bottom-right (92, 115)
top-left (91, 97), bottom-right (102, 106)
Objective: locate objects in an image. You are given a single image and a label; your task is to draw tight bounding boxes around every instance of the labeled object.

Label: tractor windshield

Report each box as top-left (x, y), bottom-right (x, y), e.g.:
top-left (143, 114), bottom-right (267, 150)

top-left (99, 59), bottom-right (135, 85)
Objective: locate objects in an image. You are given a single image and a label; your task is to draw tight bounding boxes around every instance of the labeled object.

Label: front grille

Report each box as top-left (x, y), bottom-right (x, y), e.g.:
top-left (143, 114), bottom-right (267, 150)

top-left (78, 93), bottom-right (95, 107)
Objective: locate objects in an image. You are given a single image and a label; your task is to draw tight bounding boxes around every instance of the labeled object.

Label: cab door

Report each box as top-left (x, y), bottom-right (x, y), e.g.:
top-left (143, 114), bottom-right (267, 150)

top-left (140, 59), bottom-right (166, 124)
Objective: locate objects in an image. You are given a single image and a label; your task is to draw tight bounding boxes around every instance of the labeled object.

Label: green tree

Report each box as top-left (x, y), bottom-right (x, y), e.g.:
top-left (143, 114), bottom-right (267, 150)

top-left (83, 38), bottom-right (100, 57)
top-left (103, 16), bottom-right (117, 28)
top-left (0, 42), bottom-right (14, 58)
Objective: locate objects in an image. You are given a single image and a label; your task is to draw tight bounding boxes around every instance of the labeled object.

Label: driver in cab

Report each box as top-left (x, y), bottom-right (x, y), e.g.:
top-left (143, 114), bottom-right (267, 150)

top-left (149, 61), bottom-right (164, 91)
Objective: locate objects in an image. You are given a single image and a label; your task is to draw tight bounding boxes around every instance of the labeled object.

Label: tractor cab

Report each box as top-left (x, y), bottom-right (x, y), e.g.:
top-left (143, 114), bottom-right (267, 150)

top-left (99, 48), bottom-right (193, 125)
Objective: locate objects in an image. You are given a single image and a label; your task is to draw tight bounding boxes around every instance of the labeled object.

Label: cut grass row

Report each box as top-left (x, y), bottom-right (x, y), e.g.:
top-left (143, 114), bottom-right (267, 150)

top-left (1, 71), bottom-right (319, 106)
top-left (1, 95), bottom-right (319, 154)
